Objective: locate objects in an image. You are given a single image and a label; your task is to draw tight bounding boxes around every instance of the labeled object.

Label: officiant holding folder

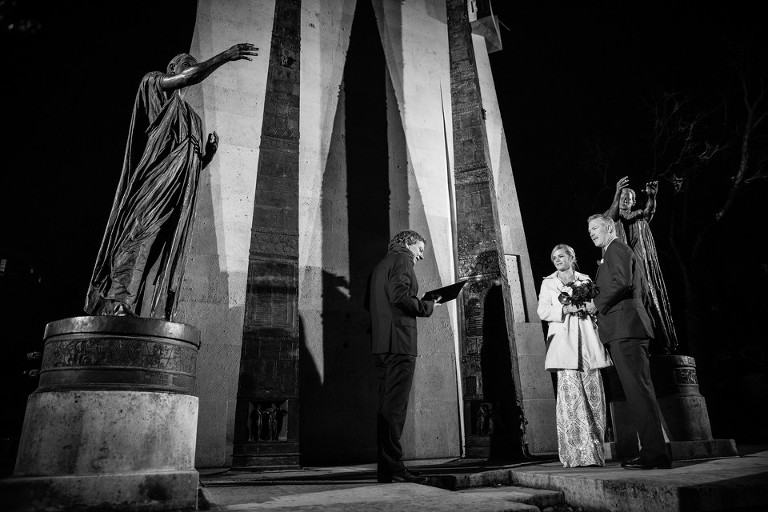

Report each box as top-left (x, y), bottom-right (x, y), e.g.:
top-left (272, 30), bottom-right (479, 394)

top-left (365, 230), bottom-right (443, 484)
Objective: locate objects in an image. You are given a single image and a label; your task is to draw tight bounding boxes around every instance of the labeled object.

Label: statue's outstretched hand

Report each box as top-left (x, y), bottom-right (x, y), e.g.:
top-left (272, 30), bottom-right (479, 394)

top-left (200, 132), bottom-right (219, 169)
top-left (645, 180), bottom-right (658, 197)
top-left (225, 43), bottom-right (259, 62)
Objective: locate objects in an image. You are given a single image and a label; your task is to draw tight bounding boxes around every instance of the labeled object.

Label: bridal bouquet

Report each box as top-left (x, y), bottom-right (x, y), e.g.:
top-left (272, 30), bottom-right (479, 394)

top-left (558, 280), bottom-right (599, 319)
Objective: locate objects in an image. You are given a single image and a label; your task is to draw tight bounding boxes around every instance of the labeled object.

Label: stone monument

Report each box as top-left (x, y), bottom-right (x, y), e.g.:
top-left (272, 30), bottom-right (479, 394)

top-left (2, 43), bottom-right (258, 511)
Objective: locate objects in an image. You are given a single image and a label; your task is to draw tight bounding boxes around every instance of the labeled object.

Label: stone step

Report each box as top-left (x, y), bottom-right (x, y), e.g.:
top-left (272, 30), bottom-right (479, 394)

top-left (199, 449), bottom-right (768, 511)
top-left (423, 453), bottom-right (768, 512)
top-left (456, 485), bottom-right (565, 510)
top-left (201, 483), bottom-right (542, 511)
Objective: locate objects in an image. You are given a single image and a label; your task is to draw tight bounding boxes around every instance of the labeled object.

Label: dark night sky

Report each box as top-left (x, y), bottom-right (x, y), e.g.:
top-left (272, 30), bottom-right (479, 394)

top-left (491, 1), bottom-right (766, 276)
top-left (1, 2), bottom-right (767, 436)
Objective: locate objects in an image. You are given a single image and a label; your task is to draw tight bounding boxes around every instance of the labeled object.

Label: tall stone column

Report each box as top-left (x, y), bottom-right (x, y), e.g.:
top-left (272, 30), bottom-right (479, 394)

top-left (446, 0), bottom-right (557, 458)
top-left (446, 0), bottom-right (522, 458)
top-left (232, 0), bottom-right (301, 469)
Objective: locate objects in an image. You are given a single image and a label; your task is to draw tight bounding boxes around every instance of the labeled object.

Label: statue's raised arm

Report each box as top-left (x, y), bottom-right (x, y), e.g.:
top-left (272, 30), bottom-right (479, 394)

top-left (85, 44), bottom-right (258, 320)
top-left (605, 176), bottom-right (630, 222)
top-left (160, 43), bottom-right (258, 92)
top-left (641, 181), bottom-right (658, 223)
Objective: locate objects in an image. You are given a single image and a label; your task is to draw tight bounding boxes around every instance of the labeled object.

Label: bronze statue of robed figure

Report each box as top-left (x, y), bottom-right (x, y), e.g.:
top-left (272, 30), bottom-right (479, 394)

top-left (85, 43), bottom-right (258, 320)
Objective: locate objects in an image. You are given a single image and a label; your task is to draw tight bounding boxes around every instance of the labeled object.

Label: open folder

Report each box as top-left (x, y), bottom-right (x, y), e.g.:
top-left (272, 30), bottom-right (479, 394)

top-left (422, 280), bottom-right (467, 304)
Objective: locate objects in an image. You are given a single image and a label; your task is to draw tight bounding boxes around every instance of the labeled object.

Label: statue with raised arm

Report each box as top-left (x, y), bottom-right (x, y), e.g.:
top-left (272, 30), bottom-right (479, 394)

top-left (85, 43), bottom-right (258, 320)
top-left (605, 176), bottom-right (679, 353)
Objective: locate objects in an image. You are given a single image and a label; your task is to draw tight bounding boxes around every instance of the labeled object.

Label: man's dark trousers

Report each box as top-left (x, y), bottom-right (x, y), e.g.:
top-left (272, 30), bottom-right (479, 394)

top-left (608, 337), bottom-right (668, 462)
top-left (376, 353), bottom-right (416, 476)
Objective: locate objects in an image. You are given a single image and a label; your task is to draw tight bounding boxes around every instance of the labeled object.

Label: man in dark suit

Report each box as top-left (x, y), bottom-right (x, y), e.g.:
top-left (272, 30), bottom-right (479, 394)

top-left (367, 230), bottom-right (438, 483)
top-left (588, 214), bottom-right (671, 470)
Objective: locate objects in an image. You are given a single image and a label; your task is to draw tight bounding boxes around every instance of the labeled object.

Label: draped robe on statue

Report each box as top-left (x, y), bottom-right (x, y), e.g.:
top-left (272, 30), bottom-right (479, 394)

top-left (612, 210), bottom-right (678, 353)
top-left (85, 72), bottom-right (204, 320)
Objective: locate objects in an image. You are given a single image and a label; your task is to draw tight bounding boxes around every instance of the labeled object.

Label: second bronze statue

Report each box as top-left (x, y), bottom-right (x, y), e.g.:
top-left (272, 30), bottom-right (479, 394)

top-left (84, 43), bottom-right (258, 320)
top-left (604, 176), bottom-right (678, 354)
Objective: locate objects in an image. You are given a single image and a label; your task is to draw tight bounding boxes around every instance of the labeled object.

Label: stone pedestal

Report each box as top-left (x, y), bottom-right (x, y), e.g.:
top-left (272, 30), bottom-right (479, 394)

top-left (604, 354), bottom-right (737, 461)
top-left (1, 316), bottom-right (201, 512)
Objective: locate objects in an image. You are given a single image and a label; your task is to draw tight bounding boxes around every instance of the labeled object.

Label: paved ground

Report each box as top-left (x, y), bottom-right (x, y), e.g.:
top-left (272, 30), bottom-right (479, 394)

top-left (199, 446), bottom-right (768, 511)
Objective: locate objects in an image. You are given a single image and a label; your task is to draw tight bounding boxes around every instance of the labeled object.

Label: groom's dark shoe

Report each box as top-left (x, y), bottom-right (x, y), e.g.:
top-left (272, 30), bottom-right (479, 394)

top-left (378, 471), bottom-right (427, 484)
top-left (621, 456), bottom-right (672, 470)
top-left (391, 471), bottom-right (427, 483)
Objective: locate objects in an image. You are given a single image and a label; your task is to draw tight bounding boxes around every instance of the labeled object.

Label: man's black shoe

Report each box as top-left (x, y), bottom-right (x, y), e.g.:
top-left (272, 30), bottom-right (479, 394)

top-left (620, 456), bottom-right (640, 467)
top-left (392, 471), bottom-right (428, 483)
top-left (621, 456), bottom-right (671, 470)
top-left (377, 472), bottom-right (427, 483)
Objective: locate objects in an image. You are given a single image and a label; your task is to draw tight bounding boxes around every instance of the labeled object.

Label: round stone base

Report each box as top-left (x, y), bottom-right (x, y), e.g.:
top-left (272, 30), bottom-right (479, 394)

top-left (9, 389), bottom-right (198, 511)
top-left (15, 390), bottom-right (198, 476)
top-left (1, 470), bottom-right (198, 512)
top-left (658, 395), bottom-right (713, 441)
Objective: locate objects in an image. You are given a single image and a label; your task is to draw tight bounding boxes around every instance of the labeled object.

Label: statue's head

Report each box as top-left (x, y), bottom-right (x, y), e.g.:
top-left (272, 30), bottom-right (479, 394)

top-left (619, 188), bottom-right (636, 211)
top-left (167, 53), bottom-right (198, 74)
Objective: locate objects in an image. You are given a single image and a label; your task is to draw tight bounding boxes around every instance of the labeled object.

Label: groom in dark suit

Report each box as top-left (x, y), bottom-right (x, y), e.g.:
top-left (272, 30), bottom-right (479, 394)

top-left (588, 214), bottom-right (671, 470)
top-left (366, 230), bottom-right (438, 483)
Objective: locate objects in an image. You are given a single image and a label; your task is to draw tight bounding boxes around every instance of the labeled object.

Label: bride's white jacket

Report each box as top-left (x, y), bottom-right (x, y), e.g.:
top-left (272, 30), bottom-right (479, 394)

top-left (536, 271), bottom-right (612, 371)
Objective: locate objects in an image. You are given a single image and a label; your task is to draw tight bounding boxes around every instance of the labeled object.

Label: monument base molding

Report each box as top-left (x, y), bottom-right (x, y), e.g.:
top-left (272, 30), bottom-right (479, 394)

top-left (2, 470), bottom-right (199, 512)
